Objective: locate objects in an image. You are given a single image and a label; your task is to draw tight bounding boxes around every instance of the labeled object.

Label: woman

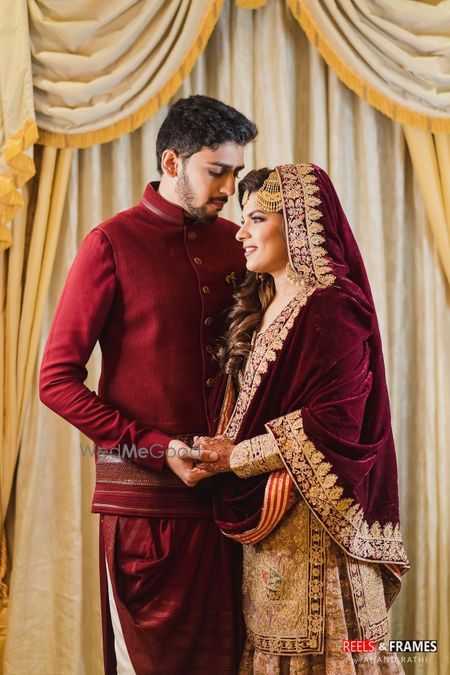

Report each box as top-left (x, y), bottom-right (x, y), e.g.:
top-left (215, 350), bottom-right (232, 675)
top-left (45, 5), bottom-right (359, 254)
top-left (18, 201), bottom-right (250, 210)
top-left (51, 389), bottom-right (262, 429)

top-left (193, 163), bottom-right (409, 674)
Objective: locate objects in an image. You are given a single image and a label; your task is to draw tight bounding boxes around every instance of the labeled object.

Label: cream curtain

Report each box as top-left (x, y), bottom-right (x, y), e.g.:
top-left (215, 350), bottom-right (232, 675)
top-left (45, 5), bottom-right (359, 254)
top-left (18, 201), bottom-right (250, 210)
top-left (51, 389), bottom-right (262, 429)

top-left (284, 0), bottom-right (450, 291)
top-left (288, 0), bottom-right (450, 132)
top-left (403, 127), bottom-right (450, 288)
top-left (0, 0), bottom-right (37, 250)
top-left (3, 1), bottom-right (450, 673)
top-left (31, 0), bottom-right (224, 147)
top-left (0, 148), bottom-right (72, 668)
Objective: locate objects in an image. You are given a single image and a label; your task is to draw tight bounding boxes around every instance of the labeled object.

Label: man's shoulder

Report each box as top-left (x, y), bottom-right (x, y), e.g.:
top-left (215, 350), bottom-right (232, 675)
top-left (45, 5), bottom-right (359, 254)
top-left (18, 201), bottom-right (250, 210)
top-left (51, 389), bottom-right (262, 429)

top-left (93, 204), bottom-right (142, 238)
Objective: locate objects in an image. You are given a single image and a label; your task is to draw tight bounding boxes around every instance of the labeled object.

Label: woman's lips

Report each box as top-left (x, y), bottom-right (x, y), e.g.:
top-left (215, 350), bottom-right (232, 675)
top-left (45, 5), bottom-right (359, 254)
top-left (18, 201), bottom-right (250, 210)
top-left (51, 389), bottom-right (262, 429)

top-left (244, 246), bottom-right (258, 258)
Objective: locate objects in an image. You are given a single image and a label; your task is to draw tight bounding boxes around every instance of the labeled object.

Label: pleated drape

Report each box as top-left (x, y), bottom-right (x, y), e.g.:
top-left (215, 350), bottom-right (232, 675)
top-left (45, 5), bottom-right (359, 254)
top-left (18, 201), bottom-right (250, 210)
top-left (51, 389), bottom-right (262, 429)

top-left (403, 127), bottom-right (450, 288)
top-left (0, 147), bottom-right (72, 671)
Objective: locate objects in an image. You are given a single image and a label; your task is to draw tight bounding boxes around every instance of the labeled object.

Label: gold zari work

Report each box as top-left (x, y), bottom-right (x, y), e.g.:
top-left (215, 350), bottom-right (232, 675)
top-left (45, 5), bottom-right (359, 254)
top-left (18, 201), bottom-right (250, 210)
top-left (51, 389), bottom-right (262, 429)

top-left (225, 292), bottom-right (314, 441)
top-left (266, 410), bottom-right (409, 567)
top-left (231, 433), bottom-right (284, 478)
top-left (277, 163), bottom-right (336, 288)
top-left (240, 533), bottom-right (404, 672)
top-left (255, 170), bottom-right (283, 212)
top-left (242, 499), bottom-right (325, 655)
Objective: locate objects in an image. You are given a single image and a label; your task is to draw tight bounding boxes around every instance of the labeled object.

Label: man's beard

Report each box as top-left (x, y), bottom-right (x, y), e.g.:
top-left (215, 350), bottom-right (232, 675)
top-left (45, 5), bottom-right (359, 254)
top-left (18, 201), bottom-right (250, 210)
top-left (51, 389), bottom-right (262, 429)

top-left (175, 171), bottom-right (222, 222)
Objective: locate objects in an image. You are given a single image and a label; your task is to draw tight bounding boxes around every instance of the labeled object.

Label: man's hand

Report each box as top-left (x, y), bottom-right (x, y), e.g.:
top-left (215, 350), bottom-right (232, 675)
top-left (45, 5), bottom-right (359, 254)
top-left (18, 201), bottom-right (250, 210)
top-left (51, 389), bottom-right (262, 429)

top-left (165, 439), bottom-right (219, 487)
top-left (192, 435), bottom-right (235, 474)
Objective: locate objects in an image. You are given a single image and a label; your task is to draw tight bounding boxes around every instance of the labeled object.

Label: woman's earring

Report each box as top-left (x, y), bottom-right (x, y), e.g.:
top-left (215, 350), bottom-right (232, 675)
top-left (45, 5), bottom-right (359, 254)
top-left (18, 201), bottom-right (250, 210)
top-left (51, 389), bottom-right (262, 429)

top-left (286, 262), bottom-right (305, 286)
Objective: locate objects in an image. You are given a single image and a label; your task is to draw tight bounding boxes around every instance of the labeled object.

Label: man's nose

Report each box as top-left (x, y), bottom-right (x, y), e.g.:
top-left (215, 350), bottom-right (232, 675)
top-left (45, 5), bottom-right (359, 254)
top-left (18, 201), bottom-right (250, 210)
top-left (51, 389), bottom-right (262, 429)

top-left (219, 173), bottom-right (236, 196)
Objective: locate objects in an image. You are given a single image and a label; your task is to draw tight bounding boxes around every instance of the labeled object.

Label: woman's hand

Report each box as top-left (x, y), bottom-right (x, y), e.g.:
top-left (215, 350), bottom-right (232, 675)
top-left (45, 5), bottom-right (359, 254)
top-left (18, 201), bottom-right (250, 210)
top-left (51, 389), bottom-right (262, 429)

top-left (192, 435), bottom-right (235, 474)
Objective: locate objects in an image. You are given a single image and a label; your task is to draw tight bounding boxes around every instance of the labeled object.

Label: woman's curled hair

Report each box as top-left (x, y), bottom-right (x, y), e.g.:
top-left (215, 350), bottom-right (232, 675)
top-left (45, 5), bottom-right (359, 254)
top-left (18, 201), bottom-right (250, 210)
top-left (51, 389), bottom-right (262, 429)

top-left (217, 168), bottom-right (278, 380)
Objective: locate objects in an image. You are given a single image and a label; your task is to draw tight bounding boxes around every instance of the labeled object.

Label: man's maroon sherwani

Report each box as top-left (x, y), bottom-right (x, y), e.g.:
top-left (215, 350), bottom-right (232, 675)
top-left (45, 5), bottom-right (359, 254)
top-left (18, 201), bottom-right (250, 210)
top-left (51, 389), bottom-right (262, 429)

top-left (39, 183), bottom-right (246, 674)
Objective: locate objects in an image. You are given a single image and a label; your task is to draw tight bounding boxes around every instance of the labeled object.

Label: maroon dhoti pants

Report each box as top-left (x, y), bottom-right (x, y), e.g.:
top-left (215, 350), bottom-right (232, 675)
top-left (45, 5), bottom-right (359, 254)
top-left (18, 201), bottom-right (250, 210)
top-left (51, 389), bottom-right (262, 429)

top-left (100, 514), bottom-right (244, 675)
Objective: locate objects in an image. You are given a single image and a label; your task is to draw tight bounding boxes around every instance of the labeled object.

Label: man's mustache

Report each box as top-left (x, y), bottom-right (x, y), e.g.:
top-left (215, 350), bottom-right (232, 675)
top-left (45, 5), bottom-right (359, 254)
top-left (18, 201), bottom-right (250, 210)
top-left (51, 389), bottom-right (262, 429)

top-left (207, 198), bottom-right (228, 204)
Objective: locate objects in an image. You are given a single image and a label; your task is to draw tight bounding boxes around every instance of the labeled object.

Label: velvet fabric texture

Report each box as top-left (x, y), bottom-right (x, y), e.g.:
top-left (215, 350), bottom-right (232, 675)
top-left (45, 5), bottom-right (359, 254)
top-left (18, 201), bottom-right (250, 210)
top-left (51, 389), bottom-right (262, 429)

top-left (39, 181), bottom-right (246, 516)
top-left (212, 163), bottom-right (409, 571)
top-left (39, 183), bottom-right (247, 673)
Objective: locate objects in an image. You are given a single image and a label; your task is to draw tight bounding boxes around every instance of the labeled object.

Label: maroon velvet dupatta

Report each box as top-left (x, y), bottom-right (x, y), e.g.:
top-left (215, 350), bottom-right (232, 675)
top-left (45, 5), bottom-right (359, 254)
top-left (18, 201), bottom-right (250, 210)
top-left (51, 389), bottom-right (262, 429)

top-left (211, 163), bottom-right (409, 579)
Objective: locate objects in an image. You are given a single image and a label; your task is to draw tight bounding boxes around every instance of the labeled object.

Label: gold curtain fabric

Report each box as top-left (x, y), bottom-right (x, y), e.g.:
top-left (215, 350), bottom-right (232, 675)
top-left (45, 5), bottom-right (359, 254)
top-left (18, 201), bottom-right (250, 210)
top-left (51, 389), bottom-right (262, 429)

top-left (0, 0), bottom-right (38, 250)
top-left (402, 127), bottom-right (450, 288)
top-left (31, 0), bottom-right (224, 147)
top-left (0, 147), bottom-right (72, 527)
top-left (2, 1), bottom-right (450, 673)
top-left (288, 0), bottom-right (450, 132)
top-left (0, 147), bottom-right (72, 670)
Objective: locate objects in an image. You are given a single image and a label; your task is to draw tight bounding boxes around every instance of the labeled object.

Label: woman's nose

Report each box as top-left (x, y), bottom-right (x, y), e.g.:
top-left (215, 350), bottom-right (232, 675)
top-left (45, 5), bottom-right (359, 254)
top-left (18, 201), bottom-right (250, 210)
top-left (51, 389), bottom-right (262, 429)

top-left (236, 225), bottom-right (250, 241)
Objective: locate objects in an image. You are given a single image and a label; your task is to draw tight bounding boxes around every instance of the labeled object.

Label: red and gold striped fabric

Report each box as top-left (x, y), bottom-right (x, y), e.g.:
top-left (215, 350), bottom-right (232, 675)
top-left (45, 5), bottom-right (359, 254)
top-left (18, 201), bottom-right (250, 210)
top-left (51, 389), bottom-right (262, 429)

top-left (221, 469), bottom-right (293, 545)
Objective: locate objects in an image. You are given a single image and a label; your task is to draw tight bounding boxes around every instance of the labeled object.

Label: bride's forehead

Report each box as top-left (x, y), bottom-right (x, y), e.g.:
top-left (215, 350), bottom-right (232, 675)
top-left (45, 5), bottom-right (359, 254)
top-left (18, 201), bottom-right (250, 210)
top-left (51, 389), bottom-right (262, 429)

top-left (242, 192), bottom-right (261, 216)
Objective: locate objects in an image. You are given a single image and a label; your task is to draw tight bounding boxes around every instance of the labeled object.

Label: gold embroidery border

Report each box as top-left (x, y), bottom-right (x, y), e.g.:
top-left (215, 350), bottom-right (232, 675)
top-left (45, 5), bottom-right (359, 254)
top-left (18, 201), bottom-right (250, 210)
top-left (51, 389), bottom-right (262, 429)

top-left (276, 163), bottom-right (336, 288)
top-left (345, 556), bottom-right (390, 642)
top-left (230, 434), bottom-right (282, 478)
top-left (225, 290), bottom-right (315, 441)
top-left (246, 507), bottom-right (326, 655)
top-left (225, 162), bottom-right (334, 441)
top-left (266, 409), bottom-right (410, 567)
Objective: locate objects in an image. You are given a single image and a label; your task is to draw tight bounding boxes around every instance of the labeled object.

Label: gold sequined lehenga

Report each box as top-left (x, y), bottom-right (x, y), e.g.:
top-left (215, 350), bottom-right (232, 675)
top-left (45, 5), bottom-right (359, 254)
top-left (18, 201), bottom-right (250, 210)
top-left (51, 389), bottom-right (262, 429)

top-left (213, 164), bottom-right (409, 674)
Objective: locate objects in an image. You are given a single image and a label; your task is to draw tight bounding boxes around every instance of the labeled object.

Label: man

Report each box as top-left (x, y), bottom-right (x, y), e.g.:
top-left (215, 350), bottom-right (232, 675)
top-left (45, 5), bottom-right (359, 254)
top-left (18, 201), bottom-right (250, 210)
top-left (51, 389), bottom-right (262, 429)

top-left (39, 95), bottom-right (257, 674)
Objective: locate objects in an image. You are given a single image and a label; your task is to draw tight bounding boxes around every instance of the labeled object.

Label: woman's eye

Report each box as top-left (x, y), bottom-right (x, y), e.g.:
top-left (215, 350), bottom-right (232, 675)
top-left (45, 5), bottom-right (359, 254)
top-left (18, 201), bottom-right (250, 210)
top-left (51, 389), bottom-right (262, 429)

top-left (252, 217), bottom-right (263, 223)
top-left (208, 170), bottom-right (223, 177)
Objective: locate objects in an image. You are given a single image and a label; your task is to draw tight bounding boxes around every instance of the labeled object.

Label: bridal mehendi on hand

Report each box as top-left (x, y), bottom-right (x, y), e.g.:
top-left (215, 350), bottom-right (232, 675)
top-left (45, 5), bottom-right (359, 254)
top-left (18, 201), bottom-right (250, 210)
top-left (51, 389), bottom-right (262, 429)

top-left (193, 434), bottom-right (235, 474)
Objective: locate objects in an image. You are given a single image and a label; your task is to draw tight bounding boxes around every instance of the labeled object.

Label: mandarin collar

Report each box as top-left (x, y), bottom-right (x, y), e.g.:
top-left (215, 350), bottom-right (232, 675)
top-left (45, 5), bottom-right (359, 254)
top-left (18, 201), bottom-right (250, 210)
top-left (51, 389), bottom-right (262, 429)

top-left (140, 181), bottom-right (197, 226)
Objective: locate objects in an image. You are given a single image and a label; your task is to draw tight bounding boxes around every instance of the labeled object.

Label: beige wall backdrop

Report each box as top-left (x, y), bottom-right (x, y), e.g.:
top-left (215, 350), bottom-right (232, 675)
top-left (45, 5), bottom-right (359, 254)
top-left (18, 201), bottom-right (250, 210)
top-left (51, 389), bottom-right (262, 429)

top-left (3, 2), bottom-right (449, 674)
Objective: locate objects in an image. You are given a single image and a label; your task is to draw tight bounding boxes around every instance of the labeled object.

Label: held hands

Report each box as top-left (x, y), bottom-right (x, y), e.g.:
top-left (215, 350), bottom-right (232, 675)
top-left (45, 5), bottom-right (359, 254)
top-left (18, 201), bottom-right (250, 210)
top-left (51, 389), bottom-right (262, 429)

top-left (165, 438), bottom-right (219, 488)
top-left (165, 436), bottom-right (235, 487)
top-left (192, 434), bottom-right (235, 474)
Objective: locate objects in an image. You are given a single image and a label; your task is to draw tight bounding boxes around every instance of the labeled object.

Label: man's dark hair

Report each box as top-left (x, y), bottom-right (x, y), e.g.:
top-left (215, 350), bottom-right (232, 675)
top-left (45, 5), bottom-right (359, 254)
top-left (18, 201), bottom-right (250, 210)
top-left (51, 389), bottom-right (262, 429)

top-left (156, 95), bottom-right (257, 174)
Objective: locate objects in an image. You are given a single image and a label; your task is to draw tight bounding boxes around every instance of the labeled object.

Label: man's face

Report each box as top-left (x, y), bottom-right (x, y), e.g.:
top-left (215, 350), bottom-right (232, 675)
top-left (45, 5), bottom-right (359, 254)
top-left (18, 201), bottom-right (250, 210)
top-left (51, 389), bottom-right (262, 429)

top-left (175, 142), bottom-right (245, 221)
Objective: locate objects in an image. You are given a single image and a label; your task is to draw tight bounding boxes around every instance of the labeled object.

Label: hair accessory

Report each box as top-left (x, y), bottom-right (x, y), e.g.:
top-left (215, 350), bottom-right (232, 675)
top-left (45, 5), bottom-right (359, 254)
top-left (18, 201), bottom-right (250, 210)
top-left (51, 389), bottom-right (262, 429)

top-left (255, 171), bottom-right (282, 212)
top-left (242, 189), bottom-right (250, 206)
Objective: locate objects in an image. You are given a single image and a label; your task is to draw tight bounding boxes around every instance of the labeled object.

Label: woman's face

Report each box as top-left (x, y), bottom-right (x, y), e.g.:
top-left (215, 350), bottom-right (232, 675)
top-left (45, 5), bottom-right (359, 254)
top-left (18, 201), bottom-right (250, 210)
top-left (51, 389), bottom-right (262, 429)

top-left (236, 191), bottom-right (288, 275)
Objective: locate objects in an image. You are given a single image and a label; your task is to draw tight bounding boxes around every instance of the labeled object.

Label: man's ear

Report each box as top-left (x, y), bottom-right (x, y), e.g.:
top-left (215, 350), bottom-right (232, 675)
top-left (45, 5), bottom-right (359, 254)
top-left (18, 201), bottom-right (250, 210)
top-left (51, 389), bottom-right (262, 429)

top-left (160, 149), bottom-right (180, 178)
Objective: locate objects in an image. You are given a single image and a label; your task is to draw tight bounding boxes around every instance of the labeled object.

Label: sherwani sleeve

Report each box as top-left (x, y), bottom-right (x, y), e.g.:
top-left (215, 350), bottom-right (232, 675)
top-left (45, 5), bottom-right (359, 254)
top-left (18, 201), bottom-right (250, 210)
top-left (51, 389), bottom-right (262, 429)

top-left (39, 228), bottom-right (171, 471)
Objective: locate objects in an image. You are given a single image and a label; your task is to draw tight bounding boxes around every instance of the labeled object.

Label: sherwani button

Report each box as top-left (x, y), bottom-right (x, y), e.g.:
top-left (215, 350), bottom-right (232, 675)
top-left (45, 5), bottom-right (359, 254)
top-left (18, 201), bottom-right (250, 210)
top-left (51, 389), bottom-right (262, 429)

top-left (206, 378), bottom-right (215, 387)
top-left (202, 285), bottom-right (210, 294)
top-left (188, 231), bottom-right (198, 240)
top-left (204, 317), bottom-right (213, 326)
top-left (194, 257), bottom-right (202, 265)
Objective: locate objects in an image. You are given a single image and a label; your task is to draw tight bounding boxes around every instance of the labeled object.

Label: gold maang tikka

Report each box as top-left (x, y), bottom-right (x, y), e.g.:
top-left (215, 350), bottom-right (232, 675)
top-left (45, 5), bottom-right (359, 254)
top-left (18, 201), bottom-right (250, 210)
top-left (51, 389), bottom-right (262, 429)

top-left (254, 171), bottom-right (282, 212)
top-left (255, 172), bottom-right (304, 286)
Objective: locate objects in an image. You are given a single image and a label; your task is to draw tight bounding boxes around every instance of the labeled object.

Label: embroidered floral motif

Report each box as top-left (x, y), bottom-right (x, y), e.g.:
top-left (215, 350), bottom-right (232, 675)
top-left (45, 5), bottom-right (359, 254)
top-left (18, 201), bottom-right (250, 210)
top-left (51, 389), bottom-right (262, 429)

top-left (277, 164), bottom-right (336, 288)
top-left (266, 410), bottom-right (409, 566)
top-left (345, 555), bottom-right (390, 642)
top-left (242, 500), bottom-right (325, 655)
top-left (230, 433), bottom-right (284, 478)
top-left (261, 561), bottom-right (285, 600)
top-left (225, 290), bottom-right (315, 441)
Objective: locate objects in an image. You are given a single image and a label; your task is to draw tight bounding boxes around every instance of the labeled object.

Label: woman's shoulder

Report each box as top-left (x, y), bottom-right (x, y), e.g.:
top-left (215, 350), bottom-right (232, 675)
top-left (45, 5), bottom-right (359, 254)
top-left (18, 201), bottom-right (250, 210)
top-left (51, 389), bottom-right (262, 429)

top-left (301, 283), bottom-right (373, 334)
